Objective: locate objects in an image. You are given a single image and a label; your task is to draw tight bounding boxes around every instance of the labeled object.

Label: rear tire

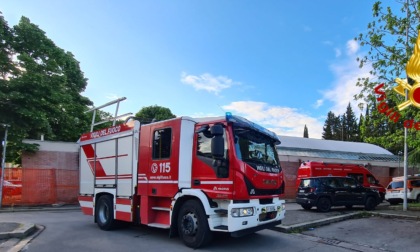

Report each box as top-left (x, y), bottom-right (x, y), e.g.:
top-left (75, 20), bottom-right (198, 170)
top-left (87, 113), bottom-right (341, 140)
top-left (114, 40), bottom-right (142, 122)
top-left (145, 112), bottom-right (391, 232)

top-left (364, 197), bottom-right (376, 211)
top-left (316, 198), bottom-right (332, 212)
top-left (96, 195), bottom-right (116, 230)
top-left (416, 195), bottom-right (420, 203)
top-left (178, 200), bottom-right (213, 248)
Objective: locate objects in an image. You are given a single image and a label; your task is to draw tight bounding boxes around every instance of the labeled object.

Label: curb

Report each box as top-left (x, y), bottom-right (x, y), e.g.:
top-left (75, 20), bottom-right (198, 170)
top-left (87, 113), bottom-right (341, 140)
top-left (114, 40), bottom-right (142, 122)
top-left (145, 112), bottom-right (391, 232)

top-left (0, 222), bottom-right (36, 239)
top-left (387, 205), bottom-right (420, 211)
top-left (0, 206), bottom-right (80, 213)
top-left (8, 225), bottom-right (45, 252)
top-left (373, 212), bottom-right (420, 220)
top-left (273, 209), bottom-right (420, 234)
top-left (272, 212), bottom-right (361, 233)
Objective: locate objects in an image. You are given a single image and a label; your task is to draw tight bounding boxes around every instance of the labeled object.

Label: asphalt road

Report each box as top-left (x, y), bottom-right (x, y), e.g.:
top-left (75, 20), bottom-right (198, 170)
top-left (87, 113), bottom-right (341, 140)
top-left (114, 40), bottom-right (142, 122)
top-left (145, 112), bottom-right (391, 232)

top-left (0, 209), bottom-right (361, 252)
top-left (301, 216), bottom-right (420, 252)
top-left (1, 203), bottom-right (420, 252)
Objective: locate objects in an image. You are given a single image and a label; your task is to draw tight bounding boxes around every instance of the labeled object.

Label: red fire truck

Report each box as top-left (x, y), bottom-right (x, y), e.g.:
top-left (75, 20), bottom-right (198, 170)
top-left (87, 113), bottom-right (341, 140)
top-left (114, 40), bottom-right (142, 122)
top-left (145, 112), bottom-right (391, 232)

top-left (78, 111), bottom-right (286, 248)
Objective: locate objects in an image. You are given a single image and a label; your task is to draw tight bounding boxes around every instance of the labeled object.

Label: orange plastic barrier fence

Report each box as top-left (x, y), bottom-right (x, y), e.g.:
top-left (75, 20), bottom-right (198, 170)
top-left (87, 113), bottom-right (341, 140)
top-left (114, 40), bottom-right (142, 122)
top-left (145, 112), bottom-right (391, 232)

top-left (1, 168), bottom-right (79, 206)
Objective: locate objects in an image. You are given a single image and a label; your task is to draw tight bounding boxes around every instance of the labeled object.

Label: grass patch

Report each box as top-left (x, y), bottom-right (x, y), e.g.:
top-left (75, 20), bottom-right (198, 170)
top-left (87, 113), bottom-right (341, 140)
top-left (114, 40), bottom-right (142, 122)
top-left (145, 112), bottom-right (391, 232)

top-left (409, 202), bottom-right (420, 207)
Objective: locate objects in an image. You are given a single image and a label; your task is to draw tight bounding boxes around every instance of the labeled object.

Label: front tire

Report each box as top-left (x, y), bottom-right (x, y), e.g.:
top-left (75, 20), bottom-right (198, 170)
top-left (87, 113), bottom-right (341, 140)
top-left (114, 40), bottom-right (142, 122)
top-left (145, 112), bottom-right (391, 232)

top-left (96, 195), bottom-right (116, 230)
top-left (177, 200), bottom-right (213, 248)
top-left (316, 197), bottom-right (332, 212)
top-left (364, 197), bottom-right (376, 211)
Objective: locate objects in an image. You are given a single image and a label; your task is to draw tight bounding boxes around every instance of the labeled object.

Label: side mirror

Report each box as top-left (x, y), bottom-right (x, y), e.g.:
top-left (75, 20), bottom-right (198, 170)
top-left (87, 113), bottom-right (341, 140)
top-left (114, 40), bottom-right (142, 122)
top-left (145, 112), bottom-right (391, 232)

top-left (196, 124), bottom-right (212, 138)
top-left (211, 124), bottom-right (224, 159)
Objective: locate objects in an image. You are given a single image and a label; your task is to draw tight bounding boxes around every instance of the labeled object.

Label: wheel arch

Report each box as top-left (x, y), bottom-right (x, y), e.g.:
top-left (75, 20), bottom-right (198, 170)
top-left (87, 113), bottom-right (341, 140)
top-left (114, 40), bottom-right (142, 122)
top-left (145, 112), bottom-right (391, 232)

top-left (315, 195), bottom-right (332, 204)
top-left (169, 189), bottom-right (212, 238)
top-left (94, 192), bottom-right (114, 223)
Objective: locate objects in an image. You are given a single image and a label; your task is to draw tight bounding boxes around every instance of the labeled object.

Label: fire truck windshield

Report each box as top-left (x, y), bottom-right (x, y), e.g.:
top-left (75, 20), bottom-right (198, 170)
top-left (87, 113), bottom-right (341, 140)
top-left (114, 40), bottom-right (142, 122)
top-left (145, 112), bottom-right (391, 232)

top-left (234, 127), bottom-right (281, 174)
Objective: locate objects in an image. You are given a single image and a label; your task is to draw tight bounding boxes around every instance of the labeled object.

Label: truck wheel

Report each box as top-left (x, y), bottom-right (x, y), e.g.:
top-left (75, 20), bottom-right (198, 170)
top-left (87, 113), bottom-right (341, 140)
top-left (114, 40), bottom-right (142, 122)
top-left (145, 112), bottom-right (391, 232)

top-left (96, 195), bottom-right (116, 230)
top-left (177, 200), bottom-right (213, 248)
top-left (364, 197), bottom-right (376, 211)
top-left (316, 198), bottom-right (331, 212)
top-left (417, 195), bottom-right (420, 203)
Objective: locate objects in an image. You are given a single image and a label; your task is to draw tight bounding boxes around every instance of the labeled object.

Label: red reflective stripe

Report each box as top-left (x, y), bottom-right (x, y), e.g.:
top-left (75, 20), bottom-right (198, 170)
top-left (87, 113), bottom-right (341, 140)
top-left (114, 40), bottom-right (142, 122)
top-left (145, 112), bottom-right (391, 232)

top-left (116, 211), bottom-right (131, 222)
top-left (81, 207), bottom-right (93, 215)
top-left (78, 196), bottom-right (93, 202)
top-left (82, 145), bottom-right (106, 177)
top-left (78, 196), bottom-right (94, 216)
top-left (116, 198), bottom-right (131, 205)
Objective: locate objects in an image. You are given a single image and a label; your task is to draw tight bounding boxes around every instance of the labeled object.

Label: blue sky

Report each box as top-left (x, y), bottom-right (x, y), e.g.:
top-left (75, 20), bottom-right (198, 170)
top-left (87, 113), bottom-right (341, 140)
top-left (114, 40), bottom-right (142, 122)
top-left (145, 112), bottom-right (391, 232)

top-left (2, 1), bottom-right (390, 139)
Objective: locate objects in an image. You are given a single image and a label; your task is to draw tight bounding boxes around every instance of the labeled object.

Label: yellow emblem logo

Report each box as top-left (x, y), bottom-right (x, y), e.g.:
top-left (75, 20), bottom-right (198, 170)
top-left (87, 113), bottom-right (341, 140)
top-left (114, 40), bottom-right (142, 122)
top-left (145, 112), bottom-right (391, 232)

top-left (394, 31), bottom-right (420, 110)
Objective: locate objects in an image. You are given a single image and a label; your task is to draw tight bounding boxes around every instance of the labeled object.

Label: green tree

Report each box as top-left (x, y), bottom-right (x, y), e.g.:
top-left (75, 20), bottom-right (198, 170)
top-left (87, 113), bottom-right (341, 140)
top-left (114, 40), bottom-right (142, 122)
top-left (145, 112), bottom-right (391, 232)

top-left (354, 1), bottom-right (420, 154)
top-left (0, 15), bottom-right (93, 164)
top-left (0, 12), bottom-right (17, 79)
top-left (303, 124), bottom-right (309, 138)
top-left (322, 111), bottom-right (336, 140)
top-left (343, 103), bottom-right (359, 142)
top-left (332, 114), bottom-right (343, 141)
top-left (135, 105), bottom-right (176, 123)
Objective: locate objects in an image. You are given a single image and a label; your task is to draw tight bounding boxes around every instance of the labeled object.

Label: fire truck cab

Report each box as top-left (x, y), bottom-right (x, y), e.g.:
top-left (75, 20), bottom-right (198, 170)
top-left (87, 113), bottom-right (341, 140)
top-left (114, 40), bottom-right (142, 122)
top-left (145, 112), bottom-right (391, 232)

top-left (78, 110), bottom-right (286, 248)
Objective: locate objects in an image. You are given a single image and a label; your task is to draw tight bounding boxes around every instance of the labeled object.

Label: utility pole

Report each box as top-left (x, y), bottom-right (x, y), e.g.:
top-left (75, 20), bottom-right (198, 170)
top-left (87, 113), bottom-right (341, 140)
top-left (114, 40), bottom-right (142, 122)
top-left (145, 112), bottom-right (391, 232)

top-left (0, 123), bottom-right (10, 208)
top-left (403, 0), bottom-right (410, 211)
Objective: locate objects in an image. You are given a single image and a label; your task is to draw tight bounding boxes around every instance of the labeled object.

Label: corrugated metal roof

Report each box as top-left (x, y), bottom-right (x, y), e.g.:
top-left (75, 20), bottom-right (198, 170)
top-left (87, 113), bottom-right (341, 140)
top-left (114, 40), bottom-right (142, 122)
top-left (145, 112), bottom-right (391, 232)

top-left (277, 135), bottom-right (393, 155)
top-left (276, 136), bottom-right (398, 163)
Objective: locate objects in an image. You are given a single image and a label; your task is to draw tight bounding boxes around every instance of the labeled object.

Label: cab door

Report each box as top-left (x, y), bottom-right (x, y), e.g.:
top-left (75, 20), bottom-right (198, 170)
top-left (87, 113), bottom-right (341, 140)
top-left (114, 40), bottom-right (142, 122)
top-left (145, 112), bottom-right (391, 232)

top-left (191, 123), bottom-right (232, 199)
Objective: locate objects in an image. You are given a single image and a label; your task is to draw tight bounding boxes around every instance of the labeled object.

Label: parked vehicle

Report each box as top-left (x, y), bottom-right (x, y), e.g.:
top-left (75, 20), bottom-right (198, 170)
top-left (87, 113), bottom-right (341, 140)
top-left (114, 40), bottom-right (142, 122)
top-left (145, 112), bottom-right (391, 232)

top-left (78, 101), bottom-right (286, 249)
top-left (296, 161), bottom-right (386, 201)
top-left (296, 176), bottom-right (381, 212)
top-left (385, 175), bottom-right (420, 205)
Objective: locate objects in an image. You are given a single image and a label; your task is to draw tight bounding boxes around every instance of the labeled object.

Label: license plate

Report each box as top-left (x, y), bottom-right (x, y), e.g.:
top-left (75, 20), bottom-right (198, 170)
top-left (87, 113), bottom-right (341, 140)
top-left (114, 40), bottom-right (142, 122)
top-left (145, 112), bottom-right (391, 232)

top-left (265, 206), bottom-right (276, 212)
top-left (299, 189), bottom-right (305, 193)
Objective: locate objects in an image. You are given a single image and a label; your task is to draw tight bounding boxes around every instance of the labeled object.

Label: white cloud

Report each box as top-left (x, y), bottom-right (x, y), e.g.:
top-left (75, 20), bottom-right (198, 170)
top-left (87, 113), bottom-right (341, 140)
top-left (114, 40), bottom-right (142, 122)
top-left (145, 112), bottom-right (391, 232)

top-left (313, 99), bottom-right (323, 108)
top-left (334, 48), bottom-right (341, 57)
top-left (222, 101), bottom-right (324, 139)
top-left (323, 39), bottom-right (373, 116)
top-left (346, 40), bottom-right (359, 55)
top-left (181, 72), bottom-right (239, 95)
top-left (105, 93), bottom-right (121, 101)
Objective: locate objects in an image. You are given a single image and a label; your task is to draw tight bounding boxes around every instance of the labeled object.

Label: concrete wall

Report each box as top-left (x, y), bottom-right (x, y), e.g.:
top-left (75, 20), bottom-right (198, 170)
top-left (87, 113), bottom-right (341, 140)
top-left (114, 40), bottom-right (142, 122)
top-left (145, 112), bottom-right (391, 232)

top-left (22, 140), bottom-right (78, 170)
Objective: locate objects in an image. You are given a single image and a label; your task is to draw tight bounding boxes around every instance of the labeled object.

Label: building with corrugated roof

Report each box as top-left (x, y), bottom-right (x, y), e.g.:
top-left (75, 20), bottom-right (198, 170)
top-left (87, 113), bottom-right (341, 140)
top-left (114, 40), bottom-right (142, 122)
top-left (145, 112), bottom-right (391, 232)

top-left (277, 136), bottom-right (401, 199)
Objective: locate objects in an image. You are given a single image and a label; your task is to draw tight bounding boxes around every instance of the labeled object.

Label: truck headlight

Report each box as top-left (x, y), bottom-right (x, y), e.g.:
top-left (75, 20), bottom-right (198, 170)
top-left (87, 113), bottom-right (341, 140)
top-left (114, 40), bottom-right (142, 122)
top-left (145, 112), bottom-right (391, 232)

top-left (231, 207), bottom-right (254, 217)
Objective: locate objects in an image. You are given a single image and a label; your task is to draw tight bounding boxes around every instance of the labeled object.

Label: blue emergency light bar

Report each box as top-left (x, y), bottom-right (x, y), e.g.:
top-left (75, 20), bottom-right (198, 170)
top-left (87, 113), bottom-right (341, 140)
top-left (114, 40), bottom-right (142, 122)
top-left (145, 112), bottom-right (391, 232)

top-left (225, 112), bottom-right (281, 144)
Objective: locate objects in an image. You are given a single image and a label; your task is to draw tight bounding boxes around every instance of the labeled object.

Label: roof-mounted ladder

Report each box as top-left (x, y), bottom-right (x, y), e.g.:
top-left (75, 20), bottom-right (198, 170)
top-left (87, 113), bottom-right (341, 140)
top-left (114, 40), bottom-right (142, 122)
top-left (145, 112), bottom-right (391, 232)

top-left (85, 97), bottom-right (132, 132)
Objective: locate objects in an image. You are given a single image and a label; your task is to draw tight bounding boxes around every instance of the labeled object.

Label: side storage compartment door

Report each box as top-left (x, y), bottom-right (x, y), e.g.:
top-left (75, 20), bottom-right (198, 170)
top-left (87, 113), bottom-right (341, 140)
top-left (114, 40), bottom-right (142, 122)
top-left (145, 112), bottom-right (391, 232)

top-left (117, 136), bottom-right (134, 197)
top-left (80, 144), bottom-right (95, 195)
top-left (95, 140), bottom-right (117, 188)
